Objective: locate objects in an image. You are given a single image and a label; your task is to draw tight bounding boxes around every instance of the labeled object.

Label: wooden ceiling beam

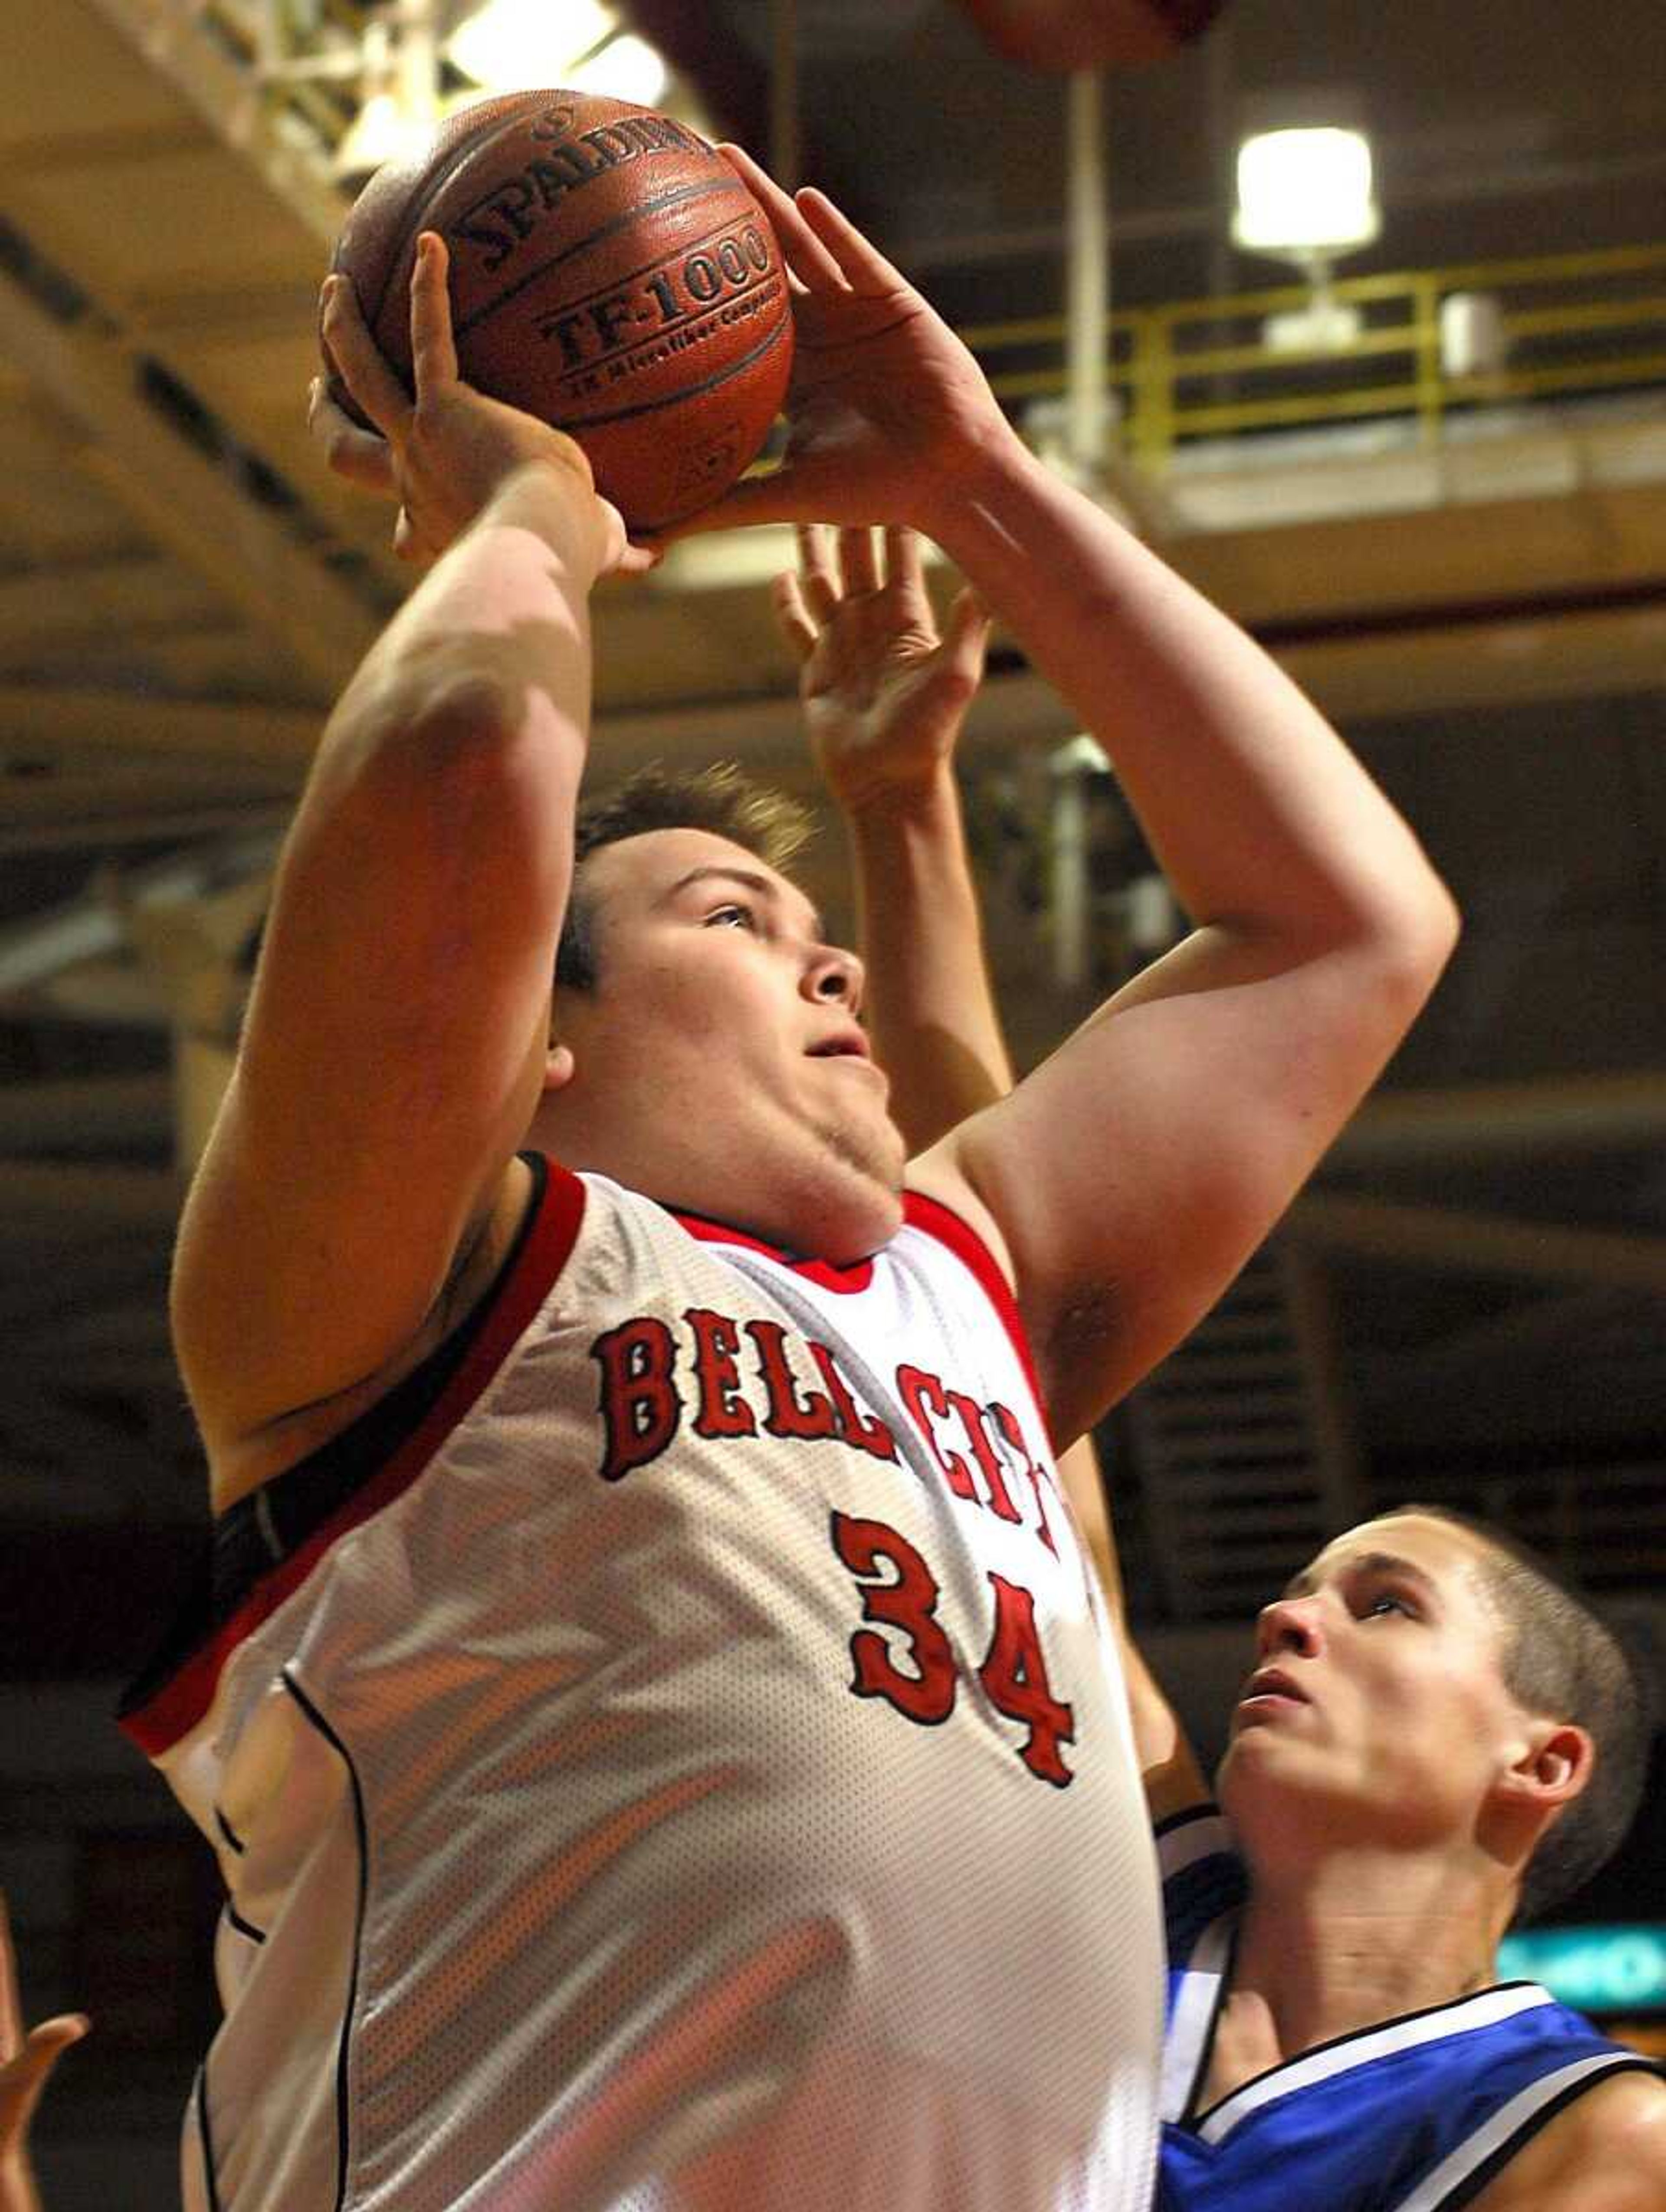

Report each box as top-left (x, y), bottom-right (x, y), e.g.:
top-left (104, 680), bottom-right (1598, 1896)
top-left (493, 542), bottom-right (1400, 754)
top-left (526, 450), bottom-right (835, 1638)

top-left (1288, 1192), bottom-right (1666, 1295)
top-left (0, 260), bottom-right (377, 690)
top-left (0, 683), bottom-right (319, 768)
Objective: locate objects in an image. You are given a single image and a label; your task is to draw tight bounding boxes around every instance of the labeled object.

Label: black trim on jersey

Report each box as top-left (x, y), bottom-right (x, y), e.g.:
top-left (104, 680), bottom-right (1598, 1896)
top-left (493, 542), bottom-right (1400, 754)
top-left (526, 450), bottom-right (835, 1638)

top-left (282, 1669), bottom-right (368, 2212)
top-left (194, 2064), bottom-right (224, 2212)
top-left (1190, 1980), bottom-right (1553, 2132)
top-left (118, 1155), bottom-right (548, 1722)
top-left (225, 1901), bottom-right (267, 1946)
top-left (1434, 2057), bottom-right (1663, 2212)
top-left (1155, 1801), bottom-right (1220, 1843)
top-left (214, 1804), bottom-right (246, 1855)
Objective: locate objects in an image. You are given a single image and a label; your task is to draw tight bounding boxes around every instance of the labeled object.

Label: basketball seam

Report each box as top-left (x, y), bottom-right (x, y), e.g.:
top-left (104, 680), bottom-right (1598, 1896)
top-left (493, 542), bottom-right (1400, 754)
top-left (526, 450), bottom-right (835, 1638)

top-left (360, 92), bottom-right (574, 336)
top-left (451, 177), bottom-right (753, 341)
top-left (568, 307), bottom-right (790, 436)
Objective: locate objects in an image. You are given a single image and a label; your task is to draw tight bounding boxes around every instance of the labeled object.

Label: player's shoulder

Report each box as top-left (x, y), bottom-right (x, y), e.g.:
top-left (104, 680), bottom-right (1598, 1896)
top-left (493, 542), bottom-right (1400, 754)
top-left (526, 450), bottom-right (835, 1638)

top-left (1469, 2061), bottom-right (1666, 2212)
top-left (903, 1144), bottom-right (1019, 1292)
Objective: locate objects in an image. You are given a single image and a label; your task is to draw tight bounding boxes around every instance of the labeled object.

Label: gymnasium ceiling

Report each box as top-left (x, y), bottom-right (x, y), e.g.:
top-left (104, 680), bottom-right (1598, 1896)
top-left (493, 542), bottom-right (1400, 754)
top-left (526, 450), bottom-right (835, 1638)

top-left (0, 0), bottom-right (1663, 1660)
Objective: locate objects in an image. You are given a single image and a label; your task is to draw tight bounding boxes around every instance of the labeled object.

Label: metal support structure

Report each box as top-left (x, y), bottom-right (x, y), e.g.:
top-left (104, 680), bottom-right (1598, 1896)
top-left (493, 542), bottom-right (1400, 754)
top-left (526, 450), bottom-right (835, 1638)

top-left (1047, 733), bottom-right (1110, 992)
top-left (1289, 1193), bottom-right (1666, 1296)
top-left (1064, 69), bottom-right (1110, 480)
top-left (770, 0), bottom-right (801, 193)
top-left (0, 256), bottom-right (379, 690)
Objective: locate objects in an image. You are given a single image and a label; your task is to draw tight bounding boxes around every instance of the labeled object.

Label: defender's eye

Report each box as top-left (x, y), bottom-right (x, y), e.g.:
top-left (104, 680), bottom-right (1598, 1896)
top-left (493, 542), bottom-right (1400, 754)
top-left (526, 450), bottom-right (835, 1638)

top-left (1365, 1589), bottom-right (1418, 1619)
top-left (705, 904), bottom-right (757, 931)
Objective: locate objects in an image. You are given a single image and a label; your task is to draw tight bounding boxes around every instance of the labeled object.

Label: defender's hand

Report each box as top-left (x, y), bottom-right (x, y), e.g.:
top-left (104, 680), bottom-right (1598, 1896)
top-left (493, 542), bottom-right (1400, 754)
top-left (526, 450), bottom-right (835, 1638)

top-left (680, 148), bottom-right (1019, 539)
top-left (774, 526), bottom-right (990, 811)
top-left (311, 233), bottom-right (651, 576)
top-left (0, 1896), bottom-right (87, 2212)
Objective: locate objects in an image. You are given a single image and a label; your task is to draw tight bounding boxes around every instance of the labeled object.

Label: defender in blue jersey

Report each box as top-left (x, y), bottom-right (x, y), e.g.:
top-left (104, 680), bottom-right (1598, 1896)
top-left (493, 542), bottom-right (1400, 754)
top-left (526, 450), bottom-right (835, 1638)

top-left (1115, 1507), bottom-right (1666, 2211)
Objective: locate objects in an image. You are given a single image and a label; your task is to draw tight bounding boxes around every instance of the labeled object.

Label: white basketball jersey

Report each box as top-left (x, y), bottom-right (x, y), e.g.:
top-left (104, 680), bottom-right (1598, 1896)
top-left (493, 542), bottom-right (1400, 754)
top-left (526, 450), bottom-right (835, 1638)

top-left (121, 1160), bottom-right (1162, 2212)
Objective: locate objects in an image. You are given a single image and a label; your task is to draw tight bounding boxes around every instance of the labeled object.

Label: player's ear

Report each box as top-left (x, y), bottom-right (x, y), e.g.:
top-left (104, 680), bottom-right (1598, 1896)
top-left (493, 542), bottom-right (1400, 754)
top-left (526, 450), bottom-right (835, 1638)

top-left (1501, 1720), bottom-right (1593, 1811)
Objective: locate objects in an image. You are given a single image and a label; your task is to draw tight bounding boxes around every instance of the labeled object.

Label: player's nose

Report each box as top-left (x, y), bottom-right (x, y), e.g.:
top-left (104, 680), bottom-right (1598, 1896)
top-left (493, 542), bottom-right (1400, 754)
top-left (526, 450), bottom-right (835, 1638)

top-left (806, 944), bottom-right (864, 1014)
top-left (1255, 1594), bottom-right (1323, 1660)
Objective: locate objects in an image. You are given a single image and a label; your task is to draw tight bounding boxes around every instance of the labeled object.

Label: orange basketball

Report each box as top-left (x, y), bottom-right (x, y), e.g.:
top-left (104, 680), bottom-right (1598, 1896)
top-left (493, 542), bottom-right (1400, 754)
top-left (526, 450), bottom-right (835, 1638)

top-left (328, 92), bottom-right (794, 532)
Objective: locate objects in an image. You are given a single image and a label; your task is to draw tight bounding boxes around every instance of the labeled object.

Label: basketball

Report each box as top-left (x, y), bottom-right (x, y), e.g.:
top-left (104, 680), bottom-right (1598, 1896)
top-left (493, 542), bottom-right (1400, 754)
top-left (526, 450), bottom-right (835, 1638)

top-left (327, 91), bottom-right (794, 532)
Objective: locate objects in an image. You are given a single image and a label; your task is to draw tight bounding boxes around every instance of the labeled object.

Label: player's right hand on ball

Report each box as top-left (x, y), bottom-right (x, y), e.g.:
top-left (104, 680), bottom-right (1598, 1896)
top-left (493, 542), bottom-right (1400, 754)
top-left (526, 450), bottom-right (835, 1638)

top-left (674, 148), bottom-right (1021, 543)
top-left (311, 233), bottom-right (646, 577)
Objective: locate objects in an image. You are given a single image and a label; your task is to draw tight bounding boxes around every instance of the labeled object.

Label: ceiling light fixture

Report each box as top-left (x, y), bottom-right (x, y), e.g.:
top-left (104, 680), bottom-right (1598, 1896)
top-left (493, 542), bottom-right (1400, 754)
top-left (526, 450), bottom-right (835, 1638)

top-left (1232, 124), bottom-right (1381, 354)
top-left (446, 0), bottom-right (621, 90)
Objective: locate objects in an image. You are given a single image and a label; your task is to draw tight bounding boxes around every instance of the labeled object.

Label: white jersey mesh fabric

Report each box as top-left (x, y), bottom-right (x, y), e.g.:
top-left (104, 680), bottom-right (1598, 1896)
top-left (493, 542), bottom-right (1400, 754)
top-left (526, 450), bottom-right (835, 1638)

top-left (131, 1165), bottom-right (1163, 2212)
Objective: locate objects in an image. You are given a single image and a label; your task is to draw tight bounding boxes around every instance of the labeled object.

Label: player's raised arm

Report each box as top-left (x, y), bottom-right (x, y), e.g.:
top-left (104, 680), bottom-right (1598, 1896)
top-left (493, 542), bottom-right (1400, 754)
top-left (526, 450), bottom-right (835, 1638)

top-left (172, 235), bottom-right (634, 1493)
top-left (700, 152), bottom-right (1459, 1446)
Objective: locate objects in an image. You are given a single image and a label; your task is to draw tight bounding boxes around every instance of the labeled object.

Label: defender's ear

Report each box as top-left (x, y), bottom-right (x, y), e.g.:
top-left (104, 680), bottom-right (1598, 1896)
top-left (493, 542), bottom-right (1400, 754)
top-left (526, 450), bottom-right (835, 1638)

top-left (1501, 1721), bottom-right (1593, 1812)
top-left (543, 1041), bottom-right (576, 1094)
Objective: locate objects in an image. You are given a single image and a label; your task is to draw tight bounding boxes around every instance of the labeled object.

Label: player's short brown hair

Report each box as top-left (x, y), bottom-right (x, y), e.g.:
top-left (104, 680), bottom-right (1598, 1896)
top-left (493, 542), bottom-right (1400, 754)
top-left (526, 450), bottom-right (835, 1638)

top-left (554, 763), bottom-right (813, 993)
top-left (1393, 1502), bottom-right (1654, 1924)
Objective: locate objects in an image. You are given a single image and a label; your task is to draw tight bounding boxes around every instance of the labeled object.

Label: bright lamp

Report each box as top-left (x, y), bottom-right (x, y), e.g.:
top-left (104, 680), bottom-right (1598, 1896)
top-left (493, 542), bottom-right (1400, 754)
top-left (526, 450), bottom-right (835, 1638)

top-left (448, 0), bottom-right (620, 89)
top-left (1233, 128), bottom-right (1380, 259)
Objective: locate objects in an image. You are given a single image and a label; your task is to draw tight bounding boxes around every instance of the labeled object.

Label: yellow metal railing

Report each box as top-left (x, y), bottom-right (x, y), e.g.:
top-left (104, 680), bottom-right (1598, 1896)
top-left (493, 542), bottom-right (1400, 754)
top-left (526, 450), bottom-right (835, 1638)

top-left (961, 242), bottom-right (1666, 470)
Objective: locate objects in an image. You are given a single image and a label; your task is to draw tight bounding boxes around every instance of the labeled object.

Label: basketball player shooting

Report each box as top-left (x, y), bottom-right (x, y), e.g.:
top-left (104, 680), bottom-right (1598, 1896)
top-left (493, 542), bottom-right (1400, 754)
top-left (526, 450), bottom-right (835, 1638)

top-left (121, 150), bottom-right (1457, 2212)
top-left (770, 526), bottom-right (1666, 2211)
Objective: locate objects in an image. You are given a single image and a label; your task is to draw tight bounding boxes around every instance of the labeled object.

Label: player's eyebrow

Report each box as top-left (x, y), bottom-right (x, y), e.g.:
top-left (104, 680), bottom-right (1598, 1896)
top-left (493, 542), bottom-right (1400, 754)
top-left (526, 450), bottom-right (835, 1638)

top-left (1280, 1552), bottom-right (1443, 1604)
top-left (660, 864), bottom-right (826, 944)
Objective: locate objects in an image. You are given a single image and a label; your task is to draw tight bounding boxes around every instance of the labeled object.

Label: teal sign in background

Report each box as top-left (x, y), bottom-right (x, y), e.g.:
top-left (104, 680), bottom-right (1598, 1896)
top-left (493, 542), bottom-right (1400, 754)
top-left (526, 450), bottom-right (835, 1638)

top-left (1498, 1925), bottom-right (1666, 2012)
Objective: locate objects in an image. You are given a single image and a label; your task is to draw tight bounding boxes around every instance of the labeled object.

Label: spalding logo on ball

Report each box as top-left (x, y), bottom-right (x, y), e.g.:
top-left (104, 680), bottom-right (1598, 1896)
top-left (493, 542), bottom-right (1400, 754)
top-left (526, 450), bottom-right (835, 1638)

top-left (327, 92), bottom-right (794, 532)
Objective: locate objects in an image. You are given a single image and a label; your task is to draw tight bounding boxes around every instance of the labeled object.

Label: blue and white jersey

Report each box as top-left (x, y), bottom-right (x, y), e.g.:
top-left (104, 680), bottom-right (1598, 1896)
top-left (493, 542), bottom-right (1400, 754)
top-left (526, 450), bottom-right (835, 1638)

top-left (1156, 1807), bottom-right (1656, 2211)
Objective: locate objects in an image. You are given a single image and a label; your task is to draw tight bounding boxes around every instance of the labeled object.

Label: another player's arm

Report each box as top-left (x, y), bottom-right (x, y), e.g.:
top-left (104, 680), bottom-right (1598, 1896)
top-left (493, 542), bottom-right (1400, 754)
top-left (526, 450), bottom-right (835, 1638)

top-left (1066, 1468), bottom-right (1209, 1823)
top-left (172, 236), bottom-right (633, 1482)
top-left (695, 154), bottom-right (1459, 1446)
top-left (771, 523), bottom-right (1003, 1150)
top-left (1466, 2069), bottom-right (1666, 2212)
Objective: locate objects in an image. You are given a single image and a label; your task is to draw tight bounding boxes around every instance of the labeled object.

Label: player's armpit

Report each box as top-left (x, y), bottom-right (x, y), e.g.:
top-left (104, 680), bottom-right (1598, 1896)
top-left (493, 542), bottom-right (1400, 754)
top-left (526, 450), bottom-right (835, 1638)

top-left (1466, 2070), bottom-right (1666, 2212)
top-left (921, 910), bottom-right (1452, 1446)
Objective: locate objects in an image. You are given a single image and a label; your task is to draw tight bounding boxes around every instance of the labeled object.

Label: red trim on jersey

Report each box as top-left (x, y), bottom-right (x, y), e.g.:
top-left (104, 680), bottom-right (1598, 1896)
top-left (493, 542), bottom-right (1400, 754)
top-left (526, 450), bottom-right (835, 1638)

top-left (901, 1187), bottom-right (1047, 1420)
top-left (121, 1164), bottom-right (589, 1758)
top-left (669, 1208), bottom-right (877, 1295)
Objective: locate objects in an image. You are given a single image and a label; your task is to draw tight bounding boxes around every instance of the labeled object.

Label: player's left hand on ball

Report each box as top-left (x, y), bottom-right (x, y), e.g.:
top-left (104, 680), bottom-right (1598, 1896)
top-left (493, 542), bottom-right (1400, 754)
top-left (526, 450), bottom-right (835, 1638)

top-left (775, 526), bottom-right (990, 811)
top-left (312, 233), bottom-right (656, 578)
top-left (672, 147), bottom-right (1019, 542)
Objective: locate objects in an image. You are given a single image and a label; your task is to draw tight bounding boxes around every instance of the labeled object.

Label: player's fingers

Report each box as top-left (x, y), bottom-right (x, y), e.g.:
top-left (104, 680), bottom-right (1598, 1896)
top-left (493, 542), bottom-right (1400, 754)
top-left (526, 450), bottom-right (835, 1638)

top-left (610, 539), bottom-right (663, 578)
top-left (796, 523), bottom-right (839, 622)
top-left (0, 2016), bottom-right (89, 2138)
top-left (717, 145), bottom-right (847, 294)
top-left (794, 187), bottom-right (911, 299)
top-left (0, 1896), bottom-right (21, 2057)
top-left (836, 526), bottom-right (880, 596)
top-left (409, 232), bottom-right (460, 398)
top-left (319, 273), bottom-right (413, 442)
top-left (883, 526), bottom-right (925, 595)
top-left (942, 584), bottom-right (992, 680)
top-left (771, 570), bottom-right (818, 661)
top-left (308, 379), bottom-right (398, 493)
top-left (662, 462), bottom-right (836, 536)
